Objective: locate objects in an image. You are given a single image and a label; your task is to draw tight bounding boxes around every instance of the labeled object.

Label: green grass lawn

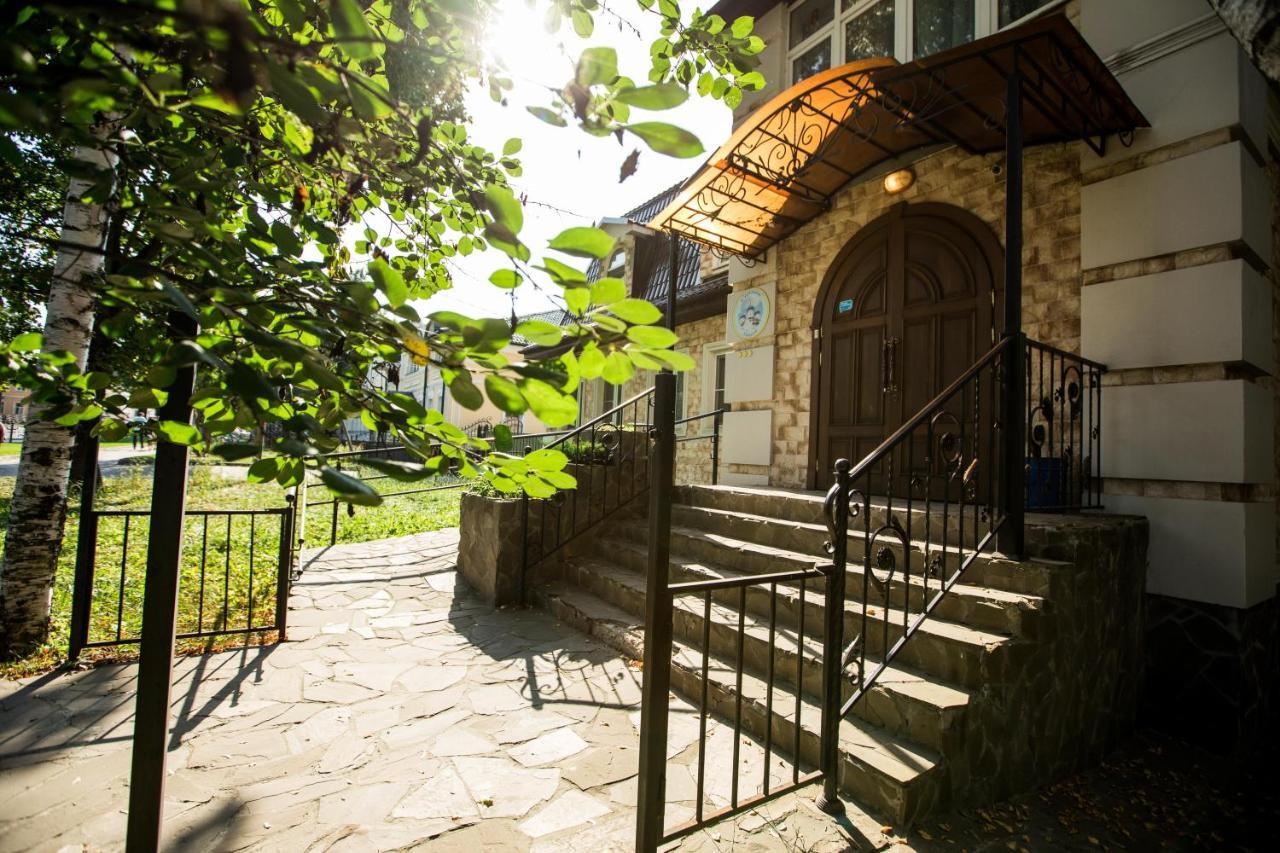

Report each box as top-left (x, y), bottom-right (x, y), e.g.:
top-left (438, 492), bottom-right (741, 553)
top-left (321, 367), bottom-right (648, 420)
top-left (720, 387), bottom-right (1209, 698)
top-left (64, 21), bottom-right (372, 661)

top-left (0, 440), bottom-right (134, 456)
top-left (0, 462), bottom-right (462, 674)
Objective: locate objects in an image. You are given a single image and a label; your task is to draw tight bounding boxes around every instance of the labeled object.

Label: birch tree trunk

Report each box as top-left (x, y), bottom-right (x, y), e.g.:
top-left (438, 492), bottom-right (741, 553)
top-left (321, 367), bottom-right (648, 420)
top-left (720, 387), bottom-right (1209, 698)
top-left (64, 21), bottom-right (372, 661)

top-left (0, 128), bottom-right (118, 657)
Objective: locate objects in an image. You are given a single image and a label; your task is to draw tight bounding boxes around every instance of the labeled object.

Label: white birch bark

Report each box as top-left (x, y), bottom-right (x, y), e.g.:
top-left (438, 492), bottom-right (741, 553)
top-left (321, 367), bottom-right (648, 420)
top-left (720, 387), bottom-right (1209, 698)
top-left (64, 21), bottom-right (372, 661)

top-left (0, 125), bottom-right (118, 656)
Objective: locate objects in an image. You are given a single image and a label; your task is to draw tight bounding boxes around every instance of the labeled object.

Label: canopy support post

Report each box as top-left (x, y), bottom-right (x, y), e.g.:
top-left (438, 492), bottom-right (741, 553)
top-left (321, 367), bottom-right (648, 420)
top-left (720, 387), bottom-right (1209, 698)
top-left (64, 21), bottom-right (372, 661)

top-left (999, 62), bottom-right (1026, 559)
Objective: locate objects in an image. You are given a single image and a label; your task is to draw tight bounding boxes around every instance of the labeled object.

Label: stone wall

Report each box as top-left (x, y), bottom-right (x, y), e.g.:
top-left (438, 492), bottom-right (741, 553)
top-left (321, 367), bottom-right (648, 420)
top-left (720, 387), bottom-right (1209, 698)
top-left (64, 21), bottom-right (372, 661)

top-left (708, 142), bottom-right (1084, 489)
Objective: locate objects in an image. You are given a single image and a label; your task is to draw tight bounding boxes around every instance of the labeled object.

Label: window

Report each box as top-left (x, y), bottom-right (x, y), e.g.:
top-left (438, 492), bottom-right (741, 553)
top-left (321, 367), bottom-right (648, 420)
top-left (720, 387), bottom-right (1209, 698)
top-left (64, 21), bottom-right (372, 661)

top-left (674, 368), bottom-right (687, 422)
top-left (713, 354), bottom-right (728, 412)
top-left (787, 1), bottom-right (1062, 84)
top-left (913, 0), bottom-right (973, 58)
top-left (605, 247), bottom-right (626, 280)
top-left (999, 0), bottom-right (1055, 27)
top-left (844, 0), bottom-right (894, 63)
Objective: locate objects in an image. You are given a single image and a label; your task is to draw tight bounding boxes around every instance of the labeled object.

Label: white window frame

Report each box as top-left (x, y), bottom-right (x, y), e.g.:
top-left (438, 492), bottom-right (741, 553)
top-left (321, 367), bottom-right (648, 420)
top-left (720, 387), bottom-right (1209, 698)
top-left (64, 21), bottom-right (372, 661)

top-left (786, 0), bottom-right (1067, 85)
top-left (698, 342), bottom-right (733, 434)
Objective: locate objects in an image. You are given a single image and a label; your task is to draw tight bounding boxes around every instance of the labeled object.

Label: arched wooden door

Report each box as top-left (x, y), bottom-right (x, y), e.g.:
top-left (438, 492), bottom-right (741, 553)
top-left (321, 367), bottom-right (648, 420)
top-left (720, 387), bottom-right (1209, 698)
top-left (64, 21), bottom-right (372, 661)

top-left (808, 202), bottom-right (1003, 488)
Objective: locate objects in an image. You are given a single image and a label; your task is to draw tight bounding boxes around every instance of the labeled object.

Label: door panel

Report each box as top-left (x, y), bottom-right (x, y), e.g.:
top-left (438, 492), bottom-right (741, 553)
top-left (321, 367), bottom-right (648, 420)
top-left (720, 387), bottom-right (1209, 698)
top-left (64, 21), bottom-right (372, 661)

top-left (814, 203), bottom-right (1000, 490)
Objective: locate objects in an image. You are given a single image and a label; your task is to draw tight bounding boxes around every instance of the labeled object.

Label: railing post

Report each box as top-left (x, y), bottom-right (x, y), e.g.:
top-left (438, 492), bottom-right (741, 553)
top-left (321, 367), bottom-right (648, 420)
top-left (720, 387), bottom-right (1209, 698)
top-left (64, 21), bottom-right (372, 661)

top-left (711, 409), bottom-right (722, 486)
top-left (275, 497), bottom-right (294, 641)
top-left (330, 498), bottom-right (339, 547)
top-left (816, 458), bottom-right (850, 815)
top-left (636, 371), bottom-right (677, 852)
top-left (998, 60), bottom-right (1026, 558)
top-left (126, 312), bottom-right (196, 853)
top-left (68, 427), bottom-right (100, 660)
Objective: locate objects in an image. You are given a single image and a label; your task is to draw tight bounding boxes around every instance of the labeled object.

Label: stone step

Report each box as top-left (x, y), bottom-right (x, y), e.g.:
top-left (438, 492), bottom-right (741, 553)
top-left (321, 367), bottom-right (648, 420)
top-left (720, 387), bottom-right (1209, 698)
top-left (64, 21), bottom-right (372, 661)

top-left (563, 556), bottom-right (971, 755)
top-left (665, 506), bottom-right (1048, 636)
top-left (604, 516), bottom-right (1046, 639)
top-left (537, 582), bottom-right (946, 823)
top-left (583, 529), bottom-right (1021, 689)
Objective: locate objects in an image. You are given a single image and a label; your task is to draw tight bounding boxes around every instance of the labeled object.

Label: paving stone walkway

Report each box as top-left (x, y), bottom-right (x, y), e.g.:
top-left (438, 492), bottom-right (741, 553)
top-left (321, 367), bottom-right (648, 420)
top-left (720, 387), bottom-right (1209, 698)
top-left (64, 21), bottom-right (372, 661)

top-left (0, 530), bottom-right (881, 852)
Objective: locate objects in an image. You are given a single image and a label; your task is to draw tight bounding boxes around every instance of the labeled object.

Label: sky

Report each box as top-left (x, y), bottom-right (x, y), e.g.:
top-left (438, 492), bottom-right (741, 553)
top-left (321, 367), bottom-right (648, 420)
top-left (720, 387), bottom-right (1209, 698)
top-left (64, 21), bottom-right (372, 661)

top-left (418, 1), bottom-right (734, 321)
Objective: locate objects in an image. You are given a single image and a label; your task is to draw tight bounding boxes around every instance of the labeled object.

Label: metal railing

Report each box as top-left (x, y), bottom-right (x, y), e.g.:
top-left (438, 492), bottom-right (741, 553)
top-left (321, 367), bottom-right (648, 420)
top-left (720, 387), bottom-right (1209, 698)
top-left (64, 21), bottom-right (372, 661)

top-left (519, 388), bottom-right (655, 596)
top-left (674, 407), bottom-right (725, 486)
top-left (69, 501), bottom-right (294, 658)
top-left (1024, 339), bottom-right (1105, 511)
top-left (659, 566), bottom-right (831, 842)
top-left (301, 444), bottom-right (464, 551)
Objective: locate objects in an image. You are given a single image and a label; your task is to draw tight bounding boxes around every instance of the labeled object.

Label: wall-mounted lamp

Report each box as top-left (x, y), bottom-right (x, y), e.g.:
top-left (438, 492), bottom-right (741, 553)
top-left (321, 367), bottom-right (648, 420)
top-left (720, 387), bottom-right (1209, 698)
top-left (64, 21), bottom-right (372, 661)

top-left (883, 168), bottom-right (916, 195)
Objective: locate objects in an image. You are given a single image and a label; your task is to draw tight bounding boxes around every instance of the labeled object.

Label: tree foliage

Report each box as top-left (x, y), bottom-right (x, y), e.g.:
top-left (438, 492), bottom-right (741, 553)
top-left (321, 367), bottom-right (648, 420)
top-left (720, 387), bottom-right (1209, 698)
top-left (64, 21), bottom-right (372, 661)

top-left (0, 0), bottom-right (762, 501)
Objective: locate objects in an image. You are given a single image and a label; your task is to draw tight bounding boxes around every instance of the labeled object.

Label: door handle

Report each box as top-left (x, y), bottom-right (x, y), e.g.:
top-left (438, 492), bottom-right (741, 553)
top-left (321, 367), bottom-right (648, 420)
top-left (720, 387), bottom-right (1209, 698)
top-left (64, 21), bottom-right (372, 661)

top-left (882, 337), bottom-right (900, 394)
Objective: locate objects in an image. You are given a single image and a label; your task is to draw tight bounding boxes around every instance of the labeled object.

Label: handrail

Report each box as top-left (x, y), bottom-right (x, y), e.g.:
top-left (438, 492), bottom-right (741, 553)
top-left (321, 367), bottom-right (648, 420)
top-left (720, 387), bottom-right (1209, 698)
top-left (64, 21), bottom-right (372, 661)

top-left (543, 386), bottom-right (656, 450)
top-left (848, 336), bottom-right (1011, 482)
top-left (675, 407), bottom-right (726, 428)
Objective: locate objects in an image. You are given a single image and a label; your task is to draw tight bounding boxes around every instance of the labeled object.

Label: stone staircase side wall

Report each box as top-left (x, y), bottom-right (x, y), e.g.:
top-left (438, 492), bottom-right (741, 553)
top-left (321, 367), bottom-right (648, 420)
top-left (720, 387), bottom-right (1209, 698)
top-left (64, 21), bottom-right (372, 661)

top-left (950, 515), bottom-right (1149, 807)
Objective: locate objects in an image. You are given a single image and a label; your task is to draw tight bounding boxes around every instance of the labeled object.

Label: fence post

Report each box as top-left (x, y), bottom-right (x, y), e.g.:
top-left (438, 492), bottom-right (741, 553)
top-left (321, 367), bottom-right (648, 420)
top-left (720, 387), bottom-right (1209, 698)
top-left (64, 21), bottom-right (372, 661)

top-left (635, 372), bottom-right (677, 852)
top-left (125, 312), bottom-right (197, 853)
top-left (711, 409), bottom-right (722, 487)
top-left (816, 458), bottom-right (850, 815)
top-left (330, 498), bottom-right (339, 547)
top-left (68, 428), bottom-right (100, 660)
top-left (274, 498), bottom-right (294, 641)
top-left (998, 62), bottom-right (1026, 558)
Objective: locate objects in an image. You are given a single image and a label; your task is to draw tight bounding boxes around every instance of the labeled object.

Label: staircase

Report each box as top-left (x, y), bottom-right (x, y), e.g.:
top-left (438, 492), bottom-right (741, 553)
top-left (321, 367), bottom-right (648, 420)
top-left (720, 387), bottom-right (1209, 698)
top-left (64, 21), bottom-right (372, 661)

top-left (533, 483), bottom-right (1146, 826)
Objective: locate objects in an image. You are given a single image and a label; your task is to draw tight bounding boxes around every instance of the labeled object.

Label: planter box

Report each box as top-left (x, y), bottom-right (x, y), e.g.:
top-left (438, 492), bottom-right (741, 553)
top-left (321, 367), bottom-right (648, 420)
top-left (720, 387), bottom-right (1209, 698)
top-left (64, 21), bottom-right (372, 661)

top-left (457, 491), bottom-right (525, 607)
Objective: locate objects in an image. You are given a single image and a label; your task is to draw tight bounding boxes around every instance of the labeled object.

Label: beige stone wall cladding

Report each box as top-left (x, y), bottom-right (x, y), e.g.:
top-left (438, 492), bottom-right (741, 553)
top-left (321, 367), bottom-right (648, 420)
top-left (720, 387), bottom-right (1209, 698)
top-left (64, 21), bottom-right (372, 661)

top-left (726, 144), bottom-right (1083, 489)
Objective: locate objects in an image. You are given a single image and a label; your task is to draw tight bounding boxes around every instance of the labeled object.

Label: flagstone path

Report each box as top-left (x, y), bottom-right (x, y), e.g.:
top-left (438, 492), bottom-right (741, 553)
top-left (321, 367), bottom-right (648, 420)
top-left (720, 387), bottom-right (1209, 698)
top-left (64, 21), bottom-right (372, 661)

top-left (0, 529), bottom-right (880, 852)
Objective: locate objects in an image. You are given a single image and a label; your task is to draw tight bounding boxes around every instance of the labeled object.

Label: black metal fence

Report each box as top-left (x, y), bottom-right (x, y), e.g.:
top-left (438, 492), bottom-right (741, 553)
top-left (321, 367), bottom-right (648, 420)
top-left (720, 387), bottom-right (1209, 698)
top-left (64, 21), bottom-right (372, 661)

top-left (1024, 339), bottom-right (1105, 511)
top-left (69, 502), bottom-right (294, 658)
top-left (520, 388), bottom-right (656, 589)
top-left (300, 445), bottom-right (464, 550)
top-left (674, 408), bottom-right (725, 486)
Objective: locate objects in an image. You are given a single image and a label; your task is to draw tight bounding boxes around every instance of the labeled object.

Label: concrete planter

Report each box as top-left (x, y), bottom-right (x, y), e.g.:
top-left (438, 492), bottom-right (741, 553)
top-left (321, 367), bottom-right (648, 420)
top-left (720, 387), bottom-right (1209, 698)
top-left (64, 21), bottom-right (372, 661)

top-left (457, 491), bottom-right (525, 607)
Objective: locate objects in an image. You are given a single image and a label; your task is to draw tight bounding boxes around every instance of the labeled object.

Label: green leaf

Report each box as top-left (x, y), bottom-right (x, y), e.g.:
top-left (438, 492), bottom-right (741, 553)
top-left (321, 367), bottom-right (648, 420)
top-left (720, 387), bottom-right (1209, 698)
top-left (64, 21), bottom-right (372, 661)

top-left (247, 457), bottom-right (280, 483)
top-left (602, 351), bottom-right (635, 384)
top-left (643, 348), bottom-right (696, 371)
top-left (615, 83), bottom-right (688, 110)
top-left (449, 374), bottom-right (483, 410)
top-left (577, 47), bottom-right (618, 86)
top-left (330, 0), bottom-right (375, 59)
top-left (369, 258), bottom-right (408, 307)
top-left (211, 442), bottom-right (260, 461)
top-left (483, 183), bottom-right (523, 236)
top-left (626, 325), bottom-right (679, 347)
top-left (579, 344), bottom-right (605, 379)
top-left (503, 137), bottom-right (522, 156)
top-left (518, 378), bottom-right (579, 427)
top-left (155, 420), bottom-right (200, 445)
top-left (627, 121), bottom-right (704, 158)
top-left (271, 220), bottom-right (304, 256)
top-left (320, 466), bottom-right (382, 506)
top-left (590, 277), bottom-right (626, 306)
top-left (565, 286), bottom-right (590, 315)
top-left (548, 226), bottom-right (615, 260)
top-left (525, 448), bottom-right (568, 472)
top-left (731, 15), bottom-right (754, 38)
top-left (485, 374), bottom-right (526, 414)
top-left (361, 457), bottom-right (431, 481)
top-left (489, 269), bottom-right (521, 289)
top-left (493, 424), bottom-right (513, 452)
top-left (571, 8), bottom-right (594, 37)
top-left (539, 257), bottom-right (587, 284)
top-left (266, 61), bottom-right (326, 124)
top-left (515, 319), bottom-right (563, 346)
top-left (9, 332), bottom-right (40, 352)
top-left (610, 298), bottom-right (663, 325)
top-left (527, 106), bottom-right (567, 127)
top-left (276, 0), bottom-right (308, 31)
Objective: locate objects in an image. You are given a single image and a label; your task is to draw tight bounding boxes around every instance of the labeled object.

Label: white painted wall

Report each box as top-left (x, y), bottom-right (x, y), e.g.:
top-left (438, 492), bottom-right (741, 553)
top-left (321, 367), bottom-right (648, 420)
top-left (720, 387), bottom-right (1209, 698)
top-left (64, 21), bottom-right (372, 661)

top-left (1107, 494), bottom-right (1276, 609)
top-left (1081, 260), bottom-right (1274, 374)
top-left (1102, 381), bottom-right (1273, 484)
top-left (1081, 142), bottom-right (1271, 269)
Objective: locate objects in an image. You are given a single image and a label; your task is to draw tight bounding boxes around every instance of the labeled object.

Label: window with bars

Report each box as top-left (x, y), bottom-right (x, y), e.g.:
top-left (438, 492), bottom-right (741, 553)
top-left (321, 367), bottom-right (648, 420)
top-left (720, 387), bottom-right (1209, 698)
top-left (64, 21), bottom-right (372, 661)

top-left (787, 0), bottom-right (1059, 84)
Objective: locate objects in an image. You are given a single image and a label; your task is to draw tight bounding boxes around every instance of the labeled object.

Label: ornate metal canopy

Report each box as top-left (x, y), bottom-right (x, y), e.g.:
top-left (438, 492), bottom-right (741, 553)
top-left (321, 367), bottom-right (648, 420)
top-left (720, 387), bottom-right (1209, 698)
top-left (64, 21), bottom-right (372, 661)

top-left (648, 14), bottom-right (1148, 258)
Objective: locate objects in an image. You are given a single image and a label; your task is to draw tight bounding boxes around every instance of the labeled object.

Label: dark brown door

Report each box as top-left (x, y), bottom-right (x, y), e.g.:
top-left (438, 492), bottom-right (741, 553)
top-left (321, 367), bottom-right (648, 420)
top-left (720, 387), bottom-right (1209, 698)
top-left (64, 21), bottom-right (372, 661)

top-left (812, 203), bottom-right (1000, 487)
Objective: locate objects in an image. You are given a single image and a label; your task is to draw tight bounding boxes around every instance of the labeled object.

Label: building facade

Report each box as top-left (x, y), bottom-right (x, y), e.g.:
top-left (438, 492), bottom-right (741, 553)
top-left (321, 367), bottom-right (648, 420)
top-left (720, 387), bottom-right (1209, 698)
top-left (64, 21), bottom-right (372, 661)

top-left (599, 0), bottom-right (1276, 748)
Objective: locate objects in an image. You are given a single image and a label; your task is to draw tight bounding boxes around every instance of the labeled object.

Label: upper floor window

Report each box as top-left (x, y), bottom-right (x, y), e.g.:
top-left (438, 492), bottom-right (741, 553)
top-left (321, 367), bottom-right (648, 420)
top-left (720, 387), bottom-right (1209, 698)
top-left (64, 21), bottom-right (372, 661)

top-left (605, 247), bottom-right (626, 280)
top-left (787, 0), bottom-right (1058, 84)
